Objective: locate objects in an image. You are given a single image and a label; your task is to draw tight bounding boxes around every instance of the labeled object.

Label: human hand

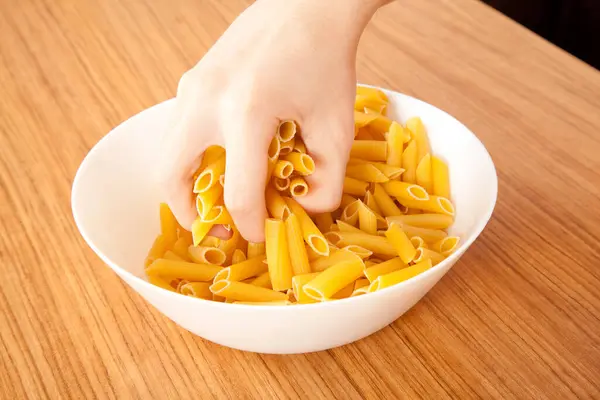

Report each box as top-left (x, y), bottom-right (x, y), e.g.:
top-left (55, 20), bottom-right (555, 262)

top-left (159, 0), bottom-right (389, 242)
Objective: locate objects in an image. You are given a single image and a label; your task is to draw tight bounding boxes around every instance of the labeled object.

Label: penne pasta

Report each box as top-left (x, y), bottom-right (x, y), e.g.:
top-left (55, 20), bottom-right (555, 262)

top-left (326, 231), bottom-right (397, 257)
top-left (372, 183), bottom-right (403, 217)
top-left (336, 220), bottom-right (363, 233)
top-left (410, 236), bottom-right (427, 250)
top-left (383, 181), bottom-right (430, 203)
top-left (346, 164), bottom-right (389, 183)
top-left (315, 212), bottom-right (334, 233)
top-left (285, 214), bottom-right (312, 275)
top-left (415, 154), bottom-right (433, 194)
top-left (265, 219), bottom-right (293, 291)
top-left (250, 271), bottom-right (272, 289)
top-left (145, 234), bottom-right (169, 267)
top-left (292, 272), bottom-right (320, 304)
top-left (164, 250), bottom-right (184, 261)
top-left (148, 275), bottom-right (176, 292)
top-left (277, 120), bottom-right (297, 142)
top-left (310, 249), bottom-right (359, 272)
top-left (188, 245), bottom-right (226, 265)
top-left (283, 153), bottom-right (315, 176)
top-left (340, 200), bottom-right (361, 226)
top-left (198, 146), bottom-right (226, 173)
top-left (180, 282), bottom-right (212, 299)
top-left (267, 137), bottom-right (281, 180)
top-left (358, 201), bottom-right (378, 235)
top-left (247, 242), bottom-right (266, 259)
top-left (284, 197), bottom-right (330, 256)
top-left (406, 117), bottom-right (430, 163)
top-left (272, 177), bottom-right (290, 192)
top-left (234, 300), bottom-right (292, 306)
top-left (413, 247), bottom-right (445, 266)
top-left (371, 162), bottom-right (404, 180)
top-left (364, 257), bottom-right (406, 282)
top-left (213, 255), bottom-right (268, 283)
top-left (202, 205), bottom-right (233, 225)
top-left (354, 110), bottom-right (379, 129)
top-left (331, 282), bottom-right (354, 299)
top-left (340, 194), bottom-right (358, 210)
top-left (402, 140), bottom-right (417, 183)
top-left (195, 184), bottom-right (224, 218)
top-left (201, 236), bottom-right (221, 248)
top-left (146, 259), bottom-right (223, 281)
top-left (159, 203), bottom-right (179, 247)
top-left (342, 245), bottom-right (373, 259)
top-left (431, 155), bottom-right (450, 199)
top-left (279, 137), bottom-right (295, 156)
top-left (272, 160), bottom-right (294, 179)
top-left (172, 237), bottom-right (192, 261)
top-left (356, 86), bottom-right (389, 102)
top-left (210, 280), bottom-right (288, 302)
top-left (387, 223), bottom-right (447, 243)
top-left (385, 223), bottom-right (417, 264)
top-left (386, 121), bottom-right (405, 168)
top-left (431, 236), bottom-right (460, 256)
top-left (364, 191), bottom-right (382, 216)
top-left (290, 176), bottom-right (309, 197)
top-left (231, 249), bottom-right (247, 265)
top-left (343, 177), bottom-right (369, 197)
top-left (385, 213), bottom-right (454, 230)
top-left (303, 254), bottom-right (365, 301)
top-left (191, 217), bottom-right (214, 246)
top-left (350, 140), bottom-right (387, 162)
top-left (293, 138), bottom-right (307, 153)
top-left (194, 153), bottom-right (226, 193)
top-left (265, 186), bottom-right (291, 220)
top-left (395, 196), bottom-right (455, 216)
top-left (368, 259), bottom-right (432, 292)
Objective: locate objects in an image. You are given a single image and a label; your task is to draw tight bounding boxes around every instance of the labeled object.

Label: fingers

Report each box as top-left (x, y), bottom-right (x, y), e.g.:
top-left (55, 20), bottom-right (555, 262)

top-left (158, 116), bottom-right (209, 230)
top-left (223, 117), bottom-right (277, 242)
top-left (295, 114), bottom-right (354, 214)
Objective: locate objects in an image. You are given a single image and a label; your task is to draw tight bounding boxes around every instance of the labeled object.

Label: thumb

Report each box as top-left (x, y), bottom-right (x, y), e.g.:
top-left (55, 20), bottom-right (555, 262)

top-left (223, 117), bottom-right (278, 242)
top-left (295, 115), bottom-right (354, 214)
top-left (158, 116), bottom-right (210, 230)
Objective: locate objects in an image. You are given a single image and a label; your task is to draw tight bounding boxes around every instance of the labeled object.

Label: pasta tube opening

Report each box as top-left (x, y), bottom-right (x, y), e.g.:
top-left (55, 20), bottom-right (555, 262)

top-left (273, 177), bottom-right (290, 191)
top-left (290, 177), bottom-right (308, 197)
top-left (210, 279), bottom-right (229, 295)
top-left (277, 120), bottom-right (297, 142)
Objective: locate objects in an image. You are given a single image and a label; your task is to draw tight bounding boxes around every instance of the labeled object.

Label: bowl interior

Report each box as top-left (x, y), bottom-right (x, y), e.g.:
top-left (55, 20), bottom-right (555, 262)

top-left (72, 89), bottom-right (497, 284)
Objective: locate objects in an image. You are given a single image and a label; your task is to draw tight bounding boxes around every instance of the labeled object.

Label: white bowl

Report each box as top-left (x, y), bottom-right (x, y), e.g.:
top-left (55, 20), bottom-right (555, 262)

top-left (72, 86), bottom-right (497, 354)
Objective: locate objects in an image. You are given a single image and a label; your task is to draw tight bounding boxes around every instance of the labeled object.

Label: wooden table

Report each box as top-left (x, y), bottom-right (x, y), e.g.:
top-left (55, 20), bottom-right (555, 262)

top-left (1, 0), bottom-right (599, 398)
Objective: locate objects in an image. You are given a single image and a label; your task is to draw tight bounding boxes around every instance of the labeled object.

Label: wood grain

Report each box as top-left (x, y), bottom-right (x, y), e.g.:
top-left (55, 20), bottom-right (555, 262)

top-left (1, 0), bottom-right (599, 398)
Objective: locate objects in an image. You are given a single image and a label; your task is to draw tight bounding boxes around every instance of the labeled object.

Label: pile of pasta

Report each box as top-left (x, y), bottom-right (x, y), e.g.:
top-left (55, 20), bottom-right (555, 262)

top-left (144, 86), bottom-right (459, 305)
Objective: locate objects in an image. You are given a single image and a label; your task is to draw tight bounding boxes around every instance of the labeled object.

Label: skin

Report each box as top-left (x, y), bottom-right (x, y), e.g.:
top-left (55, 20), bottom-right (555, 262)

top-left (159, 0), bottom-right (393, 242)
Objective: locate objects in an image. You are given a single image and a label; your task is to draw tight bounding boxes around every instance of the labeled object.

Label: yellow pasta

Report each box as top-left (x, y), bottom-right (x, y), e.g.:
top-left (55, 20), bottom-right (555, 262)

top-left (195, 184), bottom-right (223, 218)
top-left (277, 120), bottom-right (297, 142)
top-left (356, 86), bottom-right (389, 102)
top-left (145, 234), bottom-right (169, 267)
top-left (188, 246), bottom-right (226, 265)
top-left (234, 300), bottom-right (292, 306)
top-left (272, 177), bottom-right (290, 192)
top-left (364, 257), bottom-right (406, 282)
top-left (284, 197), bottom-right (330, 256)
top-left (431, 155), bottom-right (450, 198)
top-left (431, 236), bottom-right (460, 256)
top-left (336, 220), bottom-right (363, 233)
top-left (250, 271), bottom-right (272, 289)
top-left (272, 159), bottom-right (294, 179)
top-left (180, 282), bottom-right (212, 299)
top-left (267, 137), bottom-right (281, 180)
top-left (202, 205), bottom-right (233, 225)
top-left (382, 181), bottom-right (430, 203)
top-left (343, 177), bottom-right (369, 197)
top-left (413, 247), bottom-right (445, 266)
top-left (285, 214), bottom-right (312, 275)
top-left (385, 214), bottom-right (454, 230)
top-left (279, 137), bottom-right (295, 156)
top-left (354, 110), bottom-right (379, 129)
top-left (402, 140), bottom-right (417, 183)
top-left (247, 242), bottom-right (266, 259)
top-left (315, 212), bottom-right (334, 233)
top-left (350, 140), bottom-right (387, 162)
top-left (146, 259), bottom-right (223, 281)
top-left (310, 249), bottom-right (360, 272)
top-left (265, 219), bottom-right (293, 291)
top-left (386, 121), bottom-right (404, 168)
top-left (231, 249), bottom-right (247, 265)
top-left (148, 275), bottom-right (176, 292)
top-left (410, 236), bottom-right (427, 250)
top-left (388, 223), bottom-right (447, 243)
top-left (283, 153), bottom-right (315, 176)
top-left (293, 138), bottom-right (307, 153)
top-left (342, 245), bottom-right (373, 259)
top-left (384, 223), bottom-right (417, 264)
top-left (326, 231), bottom-right (397, 257)
top-left (210, 280), bottom-right (288, 302)
top-left (395, 195), bottom-right (455, 216)
top-left (358, 201), bottom-right (378, 235)
top-left (172, 237), bottom-right (192, 261)
top-left (369, 259), bottom-right (432, 292)
top-left (406, 117), bottom-right (430, 163)
top-left (415, 153), bottom-right (433, 194)
top-left (200, 236), bottom-right (221, 248)
top-left (331, 282), bottom-right (354, 299)
top-left (191, 217), bottom-right (213, 246)
top-left (214, 255), bottom-right (268, 282)
top-left (265, 186), bottom-right (291, 220)
top-left (340, 194), bottom-right (358, 210)
top-left (289, 177), bottom-right (309, 197)
top-left (372, 183), bottom-right (403, 217)
top-left (194, 153), bottom-right (226, 193)
top-left (197, 145), bottom-right (226, 174)
top-left (340, 199), bottom-right (361, 226)
top-left (163, 250), bottom-right (184, 261)
top-left (364, 191), bottom-right (382, 216)
top-left (292, 272), bottom-right (320, 304)
top-left (303, 254), bottom-right (364, 301)
top-left (159, 203), bottom-right (178, 247)
top-left (345, 163), bottom-right (389, 183)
